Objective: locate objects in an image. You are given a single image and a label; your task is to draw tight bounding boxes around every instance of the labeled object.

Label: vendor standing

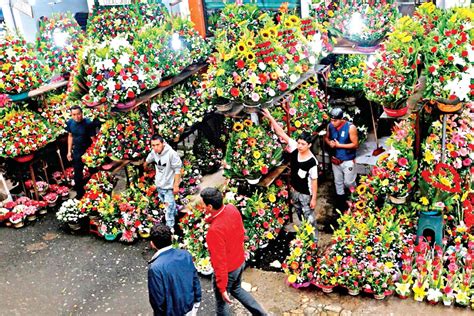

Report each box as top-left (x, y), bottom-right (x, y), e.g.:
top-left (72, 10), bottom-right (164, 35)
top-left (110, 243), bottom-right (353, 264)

top-left (66, 105), bottom-right (99, 199)
top-left (324, 108), bottom-right (359, 212)
top-left (261, 109), bottom-right (318, 235)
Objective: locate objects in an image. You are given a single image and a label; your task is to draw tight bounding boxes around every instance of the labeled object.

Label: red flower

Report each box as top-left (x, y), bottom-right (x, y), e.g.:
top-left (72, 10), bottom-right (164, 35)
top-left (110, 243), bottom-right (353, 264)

top-left (431, 47), bottom-right (437, 53)
top-left (127, 90), bottom-right (135, 99)
top-left (278, 81), bottom-right (288, 91)
top-left (428, 66), bottom-right (436, 73)
top-left (181, 106), bottom-right (189, 113)
top-left (236, 60), bottom-right (245, 69)
top-left (230, 87), bottom-right (239, 97)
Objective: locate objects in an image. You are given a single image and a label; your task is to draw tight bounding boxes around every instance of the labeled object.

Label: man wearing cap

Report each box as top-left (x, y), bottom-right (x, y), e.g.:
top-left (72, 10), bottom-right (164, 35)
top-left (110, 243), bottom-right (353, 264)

top-left (324, 108), bottom-right (359, 212)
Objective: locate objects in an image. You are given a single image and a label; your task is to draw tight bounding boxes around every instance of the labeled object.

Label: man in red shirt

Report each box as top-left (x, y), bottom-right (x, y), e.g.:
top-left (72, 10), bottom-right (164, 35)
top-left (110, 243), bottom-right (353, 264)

top-left (200, 187), bottom-right (266, 316)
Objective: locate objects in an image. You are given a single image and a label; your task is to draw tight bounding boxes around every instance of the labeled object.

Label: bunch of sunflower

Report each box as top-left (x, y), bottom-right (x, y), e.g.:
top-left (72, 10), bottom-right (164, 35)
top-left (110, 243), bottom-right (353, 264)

top-left (328, 54), bottom-right (367, 92)
top-left (223, 119), bottom-right (283, 181)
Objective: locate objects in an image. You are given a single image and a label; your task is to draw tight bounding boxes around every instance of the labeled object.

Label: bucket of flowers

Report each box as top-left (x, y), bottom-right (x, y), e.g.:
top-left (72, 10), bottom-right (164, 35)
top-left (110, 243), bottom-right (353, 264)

top-left (9, 204), bottom-right (28, 228)
top-left (283, 220), bottom-right (318, 289)
top-left (118, 202), bottom-right (140, 244)
top-left (315, 249), bottom-right (340, 293)
top-left (36, 12), bottom-right (85, 79)
top-left (43, 192), bottom-right (59, 207)
top-left (224, 119), bottom-right (283, 183)
top-left (56, 199), bottom-right (85, 231)
top-left (97, 194), bottom-right (122, 241)
top-left (364, 49), bottom-right (419, 117)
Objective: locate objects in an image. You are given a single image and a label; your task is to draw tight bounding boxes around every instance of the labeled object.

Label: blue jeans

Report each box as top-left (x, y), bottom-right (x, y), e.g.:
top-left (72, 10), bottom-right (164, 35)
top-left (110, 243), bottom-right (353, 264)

top-left (157, 188), bottom-right (177, 228)
top-left (213, 262), bottom-right (266, 316)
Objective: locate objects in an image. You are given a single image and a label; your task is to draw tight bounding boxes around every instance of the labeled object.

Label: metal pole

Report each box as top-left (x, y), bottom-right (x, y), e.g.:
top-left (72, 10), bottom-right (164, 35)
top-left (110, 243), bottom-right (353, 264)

top-left (441, 114), bottom-right (447, 163)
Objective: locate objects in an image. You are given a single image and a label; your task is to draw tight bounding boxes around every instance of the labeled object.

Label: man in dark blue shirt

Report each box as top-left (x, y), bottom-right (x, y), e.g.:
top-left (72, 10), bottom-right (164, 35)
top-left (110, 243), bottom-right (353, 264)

top-left (148, 224), bottom-right (201, 316)
top-left (65, 105), bottom-right (99, 199)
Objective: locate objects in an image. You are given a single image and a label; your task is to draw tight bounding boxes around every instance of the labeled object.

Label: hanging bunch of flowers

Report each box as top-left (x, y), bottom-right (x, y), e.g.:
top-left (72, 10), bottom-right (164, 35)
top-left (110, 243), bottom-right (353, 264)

top-left (283, 220), bottom-right (318, 288)
top-left (151, 78), bottom-right (213, 142)
top-left (86, 6), bottom-right (140, 43)
top-left (36, 12), bottom-right (86, 78)
top-left (328, 54), bottom-right (367, 92)
top-left (0, 108), bottom-right (54, 158)
top-left (224, 119), bottom-right (283, 181)
top-left (81, 37), bottom-right (161, 107)
top-left (269, 79), bottom-right (328, 138)
top-left (0, 32), bottom-right (48, 95)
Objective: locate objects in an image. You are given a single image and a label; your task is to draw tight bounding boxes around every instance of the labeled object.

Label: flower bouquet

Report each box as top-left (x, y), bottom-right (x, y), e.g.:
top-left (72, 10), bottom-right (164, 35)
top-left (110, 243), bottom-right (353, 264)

top-left (0, 32), bottom-right (48, 96)
top-left (36, 12), bottom-right (86, 78)
top-left (151, 79), bottom-right (213, 142)
top-left (283, 220), bottom-right (318, 288)
top-left (134, 25), bottom-right (192, 80)
top-left (86, 6), bottom-right (140, 43)
top-left (224, 119), bottom-right (283, 181)
top-left (421, 7), bottom-right (473, 106)
top-left (37, 93), bottom-right (68, 138)
top-left (82, 135), bottom-right (108, 168)
top-left (0, 108), bottom-right (54, 159)
top-left (171, 16), bottom-right (212, 64)
top-left (117, 199), bottom-right (140, 243)
top-left (85, 171), bottom-right (115, 194)
top-left (315, 250), bottom-right (340, 292)
top-left (364, 49), bottom-right (419, 113)
top-left (9, 204), bottom-right (28, 228)
top-left (328, 54), bottom-right (367, 92)
top-left (97, 111), bottom-right (152, 161)
top-left (78, 188), bottom-right (108, 217)
top-left (136, 0), bottom-right (168, 27)
top-left (269, 79), bottom-right (328, 138)
top-left (81, 37), bottom-right (160, 107)
top-left (96, 194), bottom-right (122, 240)
top-left (179, 203), bottom-right (213, 275)
top-left (56, 198), bottom-right (85, 224)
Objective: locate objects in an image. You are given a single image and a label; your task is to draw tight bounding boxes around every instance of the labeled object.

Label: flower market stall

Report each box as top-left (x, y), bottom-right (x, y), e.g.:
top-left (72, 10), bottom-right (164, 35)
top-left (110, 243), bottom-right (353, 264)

top-left (0, 0), bottom-right (473, 311)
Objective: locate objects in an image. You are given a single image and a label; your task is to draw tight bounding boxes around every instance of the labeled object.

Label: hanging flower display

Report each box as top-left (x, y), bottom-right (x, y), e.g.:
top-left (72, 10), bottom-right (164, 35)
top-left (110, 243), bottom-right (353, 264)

top-left (81, 37), bottom-right (161, 107)
top-left (0, 32), bottom-right (48, 95)
top-left (36, 12), bottom-right (86, 78)
top-left (0, 108), bottom-right (54, 158)
top-left (224, 119), bottom-right (283, 181)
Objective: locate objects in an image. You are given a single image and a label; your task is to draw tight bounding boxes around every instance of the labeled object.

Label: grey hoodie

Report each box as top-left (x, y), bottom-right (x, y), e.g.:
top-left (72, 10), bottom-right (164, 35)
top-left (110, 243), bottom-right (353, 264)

top-left (146, 144), bottom-right (182, 190)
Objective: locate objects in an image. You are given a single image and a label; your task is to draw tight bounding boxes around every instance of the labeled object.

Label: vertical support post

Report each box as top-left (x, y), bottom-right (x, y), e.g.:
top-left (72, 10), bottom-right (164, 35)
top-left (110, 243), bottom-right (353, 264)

top-left (29, 163), bottom-right (40, 200)
top-left (188, 0), bottom-right (206, 38)
top-left (440, 114), bottom-right (447, 163)
top-left (56, 145), bottom-right (67, 180)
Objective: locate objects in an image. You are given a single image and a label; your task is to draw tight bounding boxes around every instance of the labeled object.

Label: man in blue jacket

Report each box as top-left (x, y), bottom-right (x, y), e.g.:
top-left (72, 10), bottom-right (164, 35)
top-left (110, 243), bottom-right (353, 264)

top-left (148, 224), bottom-right (201, 316)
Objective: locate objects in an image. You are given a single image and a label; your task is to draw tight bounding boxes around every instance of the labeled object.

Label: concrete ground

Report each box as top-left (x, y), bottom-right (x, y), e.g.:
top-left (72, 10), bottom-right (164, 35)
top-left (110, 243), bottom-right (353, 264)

top-left (1, 171), bottom-right (473, 315)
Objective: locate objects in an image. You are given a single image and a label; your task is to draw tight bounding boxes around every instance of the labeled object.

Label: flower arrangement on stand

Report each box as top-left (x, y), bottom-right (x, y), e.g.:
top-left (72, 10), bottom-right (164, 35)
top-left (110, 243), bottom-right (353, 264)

top-left (137, 0), bottom-right (168, 27)
top-left (85, 171), bottom-right (115, 194)
top-left (421, 7), bottom-right (473, 106)
top-left (0, 32), bottom-right (48, 96)
top-left (78, 188), bottom-right (108, 218)
top-left (81, 37), bottom-right (160, 108)
top-left (151, 78), bottom-right (213, 142)
top-left (134, 25), bottom-right (192, 80)
top-left (179, 203), bottom-right (213, 275)
top-left (36, 12), bottom-right (85, 78)
top-left (0, 108), bottom-right (54, 159)
top-left (224, 119), bottom-right (283, 182)
top-left (328, 54), bottom-right (367, 92)
top-left (86, 6), bottom-right (140, 43)
top-left (326, 0), bottom-right (399, 47)
top-left (171, 17), bottom-right (212, 64)
top-left (269, 79), bottom-right (329, 138)
top-left (283, 220), bottom-right (318, 288)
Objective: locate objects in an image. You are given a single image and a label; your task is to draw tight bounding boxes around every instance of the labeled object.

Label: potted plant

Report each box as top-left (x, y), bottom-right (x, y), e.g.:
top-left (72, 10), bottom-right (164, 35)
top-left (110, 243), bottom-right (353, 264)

top-left (56, 199), bottom-right (86, 230)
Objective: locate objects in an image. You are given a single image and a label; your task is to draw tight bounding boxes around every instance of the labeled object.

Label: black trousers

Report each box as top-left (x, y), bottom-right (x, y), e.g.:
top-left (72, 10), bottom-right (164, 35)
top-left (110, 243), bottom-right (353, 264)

top-left (72, 154), bottom-right (85, 199)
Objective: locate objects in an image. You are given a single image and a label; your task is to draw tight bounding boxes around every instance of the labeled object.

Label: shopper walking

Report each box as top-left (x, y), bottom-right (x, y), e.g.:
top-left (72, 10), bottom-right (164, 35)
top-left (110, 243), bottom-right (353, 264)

top-left (200, 187), bottom-right (267, 316)
top-left (144, 134), bottom-right (182, 229)
top-left (148, 223), bottom-right (201, 316)
top-left (66, 105), bottom-right (100, 199)
top-left (261, 109), bottom-right (319, 233)
top-left (324, 107), bottom-right (359, 212)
